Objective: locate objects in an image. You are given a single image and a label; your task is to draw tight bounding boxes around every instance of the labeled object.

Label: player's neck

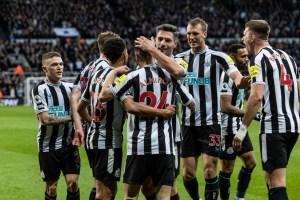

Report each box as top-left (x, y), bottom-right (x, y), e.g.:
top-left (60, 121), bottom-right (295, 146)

top-left (254, 41), bottom-right (270, 55)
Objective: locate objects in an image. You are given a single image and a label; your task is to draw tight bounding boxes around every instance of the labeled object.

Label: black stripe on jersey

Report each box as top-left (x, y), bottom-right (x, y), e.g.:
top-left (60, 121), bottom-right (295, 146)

top-left (210, 55), bottom-right (219, 124)
top-left (144, 67), bottom-right (154, 153)
top-left (182, 52), bottom-right (195, 126)
top-left (198, 53), bottom-right (207, 125)
top-left (43, 88), bottom-right (48, 105)
top-left (157, 67), bottom-right (167, 153)
top-left (228, 82), bottom-right (239, 134)
top-left (105, 100), bottom-right (114, 147)
top-left (73, 73), bottom-right (81, 86)
top-left (60, 84), bottom-right (71, 147)
top-left (132, 75), bottom-right (141, 155)
top-left (289, 58), bottom-right (299, 131)
top-left (48, 85), bottom-right (59, 151)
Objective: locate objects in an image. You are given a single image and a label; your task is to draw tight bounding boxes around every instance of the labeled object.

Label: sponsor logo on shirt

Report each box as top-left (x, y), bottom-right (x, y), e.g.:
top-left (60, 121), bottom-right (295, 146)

top-left (184, 72), bottom-right (210, 85)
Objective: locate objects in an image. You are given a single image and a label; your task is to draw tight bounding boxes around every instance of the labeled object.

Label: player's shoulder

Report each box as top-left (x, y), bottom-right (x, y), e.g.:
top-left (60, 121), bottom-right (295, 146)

top-left (175, 50), bottom-right (191, 59)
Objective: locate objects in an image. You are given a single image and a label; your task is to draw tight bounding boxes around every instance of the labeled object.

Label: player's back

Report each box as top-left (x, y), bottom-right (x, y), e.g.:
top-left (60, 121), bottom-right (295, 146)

top-left (251, 46), bottom-right (300, 134)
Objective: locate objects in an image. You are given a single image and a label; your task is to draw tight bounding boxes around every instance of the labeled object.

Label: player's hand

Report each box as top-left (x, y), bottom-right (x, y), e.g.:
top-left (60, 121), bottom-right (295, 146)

top-left (135, 36), bottom-right (155, 52)
top-left (115, 65), bottom-right (130, 75)
top-left (162, 104), bottom-right (176, 118)
top-left (254, 112), bottom-right (261, 121)
top-left (232, 123), bottom-right (247, 152)
top-left (237, 76), bottom-right (251, 89)
top-left (72, 128), bottom-right (85, 147)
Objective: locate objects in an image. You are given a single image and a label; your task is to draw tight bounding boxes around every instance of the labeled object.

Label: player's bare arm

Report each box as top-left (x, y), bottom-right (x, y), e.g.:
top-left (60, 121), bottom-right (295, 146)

top-left (70, 87), bottom-right (85, 146)
top-left (135, 36), bottom-right (185, 78)
top-left (221, 95), bottom-right (245, 117)
top-left (122, 98), bottom-right (176, 119)
top-left (38, 111), bottom-right (72, 126)
top-left (233, 84), bottom-right (264, 151)
top-left (98, 65), bottom-right (130, 102)
top-left (230, 71), bottom-right (251, 89)
top-left (77, 99), bottom-right (92, 124)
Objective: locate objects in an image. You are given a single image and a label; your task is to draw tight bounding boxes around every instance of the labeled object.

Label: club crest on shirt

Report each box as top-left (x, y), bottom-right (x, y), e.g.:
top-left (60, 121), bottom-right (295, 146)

top-left (115, 74), bottom-right (127, 86)
top-left (177, 58), bottom-right (188, 69)
top-left (226, 55), bottom-right (234, 65)
top-left (249, 65), bottom-right (259, 78)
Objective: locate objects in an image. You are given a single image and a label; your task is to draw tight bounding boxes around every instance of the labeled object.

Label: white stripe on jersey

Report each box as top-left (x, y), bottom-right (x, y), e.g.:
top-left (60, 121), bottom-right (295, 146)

top-left (32, 80), bottom-right (74, 152)
top-left (251, 46), bottom-right (300, 134)
top-left (175, 48), bottom-right (237, 126)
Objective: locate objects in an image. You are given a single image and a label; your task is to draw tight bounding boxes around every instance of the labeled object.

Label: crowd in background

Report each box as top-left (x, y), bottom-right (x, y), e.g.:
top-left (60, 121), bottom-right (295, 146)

top-left (0, 0), bottom-right (299, 98)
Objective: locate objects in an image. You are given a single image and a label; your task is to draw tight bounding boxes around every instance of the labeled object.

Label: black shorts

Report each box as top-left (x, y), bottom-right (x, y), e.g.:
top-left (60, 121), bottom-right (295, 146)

top-left (94, 148), bottom-right (122, 181)
top-left (260, 133), bottom-right (298, 171)
top-left (123, 155), bottom-right (175, 187)
top-left (174, 142), bottom-right (180, 178)
top-left (38, 145), bottom-right (80, 182)
top-left (181, 125), bottom-right (221, 158)
top-left (219, 132), bottom-right (253, 160)
top-left (85, 148), bottom-right (95, 175)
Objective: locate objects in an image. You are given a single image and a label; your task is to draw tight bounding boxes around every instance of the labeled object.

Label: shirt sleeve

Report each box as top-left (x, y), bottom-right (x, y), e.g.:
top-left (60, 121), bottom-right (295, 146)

top-left (31, 86), bottom-right (48, 114)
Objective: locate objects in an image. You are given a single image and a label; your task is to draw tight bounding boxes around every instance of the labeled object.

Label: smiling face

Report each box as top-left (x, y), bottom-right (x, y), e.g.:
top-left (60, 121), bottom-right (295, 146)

top-left (42, 56), bottom-right (64, 84)
top-left (186, 23), bottom-right (207, 52)
top-left (156, 30), bottom-right (177, 57)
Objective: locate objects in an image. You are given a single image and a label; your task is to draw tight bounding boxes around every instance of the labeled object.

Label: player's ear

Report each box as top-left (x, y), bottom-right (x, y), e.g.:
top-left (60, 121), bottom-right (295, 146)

top-left (42, 65), bottom-right (47, 73)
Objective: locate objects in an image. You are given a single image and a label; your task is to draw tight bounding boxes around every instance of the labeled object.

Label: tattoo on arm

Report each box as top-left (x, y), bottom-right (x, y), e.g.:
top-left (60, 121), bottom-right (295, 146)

top-left (48, 115), bottom-right (72, 125)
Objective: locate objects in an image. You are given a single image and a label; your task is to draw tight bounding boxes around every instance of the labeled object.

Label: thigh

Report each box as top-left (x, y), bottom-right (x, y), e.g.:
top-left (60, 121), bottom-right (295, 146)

top-left (39, 151), bottom-right (61, 182)
top-left (124, 183), bottom-right (140, 199)
top-left (60, 145), bottom-right (81, 176)
top-left (181, 126), bottom-right (202, 158)
top-left (94, 148), bottom-right (122, 181)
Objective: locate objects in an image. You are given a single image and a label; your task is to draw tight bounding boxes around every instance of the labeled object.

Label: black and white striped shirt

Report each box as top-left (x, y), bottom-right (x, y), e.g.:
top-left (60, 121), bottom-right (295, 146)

top-left (220, 71), bottom-right (244, 135)
top-left (175, 48), bottom-right (238, 126)
top-left (81, 67), bottom-right (126, 149)
top-left (250, 46), bottom-right (300, 134)
top-left (110, 64), bottom-right (194, 155)
top-left (73, 58), bottom-right (110, 92)
top-left (32, 80), bottom-right (74, 152)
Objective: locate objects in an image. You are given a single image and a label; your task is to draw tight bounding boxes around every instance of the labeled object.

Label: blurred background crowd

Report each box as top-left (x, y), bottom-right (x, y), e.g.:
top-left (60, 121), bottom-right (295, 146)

top-left (0, 0), bottom-right (299, 100)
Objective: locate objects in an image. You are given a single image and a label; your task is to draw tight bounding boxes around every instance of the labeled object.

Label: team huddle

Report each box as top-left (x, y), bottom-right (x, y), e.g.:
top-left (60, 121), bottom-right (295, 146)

top-left (31, 18), bottom-right (300, 200)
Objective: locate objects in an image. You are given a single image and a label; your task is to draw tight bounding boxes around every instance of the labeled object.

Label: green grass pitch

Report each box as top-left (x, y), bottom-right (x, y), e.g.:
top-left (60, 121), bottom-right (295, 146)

top-left (0, 106), bottom-right (299, 199)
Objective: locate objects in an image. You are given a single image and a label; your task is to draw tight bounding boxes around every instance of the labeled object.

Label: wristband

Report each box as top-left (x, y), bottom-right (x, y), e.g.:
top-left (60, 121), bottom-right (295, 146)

top-left (235, 123), bottom-right (248, 141)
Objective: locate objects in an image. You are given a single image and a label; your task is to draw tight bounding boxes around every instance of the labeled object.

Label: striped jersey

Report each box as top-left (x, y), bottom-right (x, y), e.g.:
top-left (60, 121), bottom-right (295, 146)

top-left (81, 67), bottom-right (126, 149)
top-left (175, 48), bottom-right (238, 126)
top-left (31, 80), bottom-right (74, 152)
top-left (73, 58), bottom-right (110, 91)
top-left (110, 64), bottom-right (194, 155)
top-left (220, 71), bottom-right (244, 135)
top-left (249, 46), bottom-right (300, 134)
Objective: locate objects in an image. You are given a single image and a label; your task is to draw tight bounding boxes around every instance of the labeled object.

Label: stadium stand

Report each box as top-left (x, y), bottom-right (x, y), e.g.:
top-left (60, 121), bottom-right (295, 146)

top-left (0, 0), bottom-right (299, 104)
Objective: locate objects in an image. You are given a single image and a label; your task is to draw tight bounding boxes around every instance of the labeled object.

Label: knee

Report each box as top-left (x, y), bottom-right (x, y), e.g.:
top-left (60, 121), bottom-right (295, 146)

top-left (204, 167), bottom-right (216, 178)
top-left (46, 182), bottom-right (57, 197)
top-left (244, 158), bottom-right (257, 169)
top-left (67, 179), bottom-right (78, 193)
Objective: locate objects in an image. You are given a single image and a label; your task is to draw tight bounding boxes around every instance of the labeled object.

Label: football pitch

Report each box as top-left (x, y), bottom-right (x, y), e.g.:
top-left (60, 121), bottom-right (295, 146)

top-left (0, 106), bottom-right (299, 200)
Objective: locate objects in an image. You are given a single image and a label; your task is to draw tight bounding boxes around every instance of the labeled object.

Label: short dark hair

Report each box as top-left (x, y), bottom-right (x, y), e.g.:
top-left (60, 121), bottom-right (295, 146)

top-left (156, 24), bottom-right (179, 41)
top-left (227, 44), bottom-right (245, 54)
top-left (134, 47), bottom-right (152, 63)
top-left (42, 51), bottom-right (61, 65)
top-left (97, 31), bottom-right (120, 52)
top-left (188, 17), bottom-right (208, 32)
top-left (102, 38), bottom-right (126, 65)
top-left (245, 20), bottom-right (270, 40)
